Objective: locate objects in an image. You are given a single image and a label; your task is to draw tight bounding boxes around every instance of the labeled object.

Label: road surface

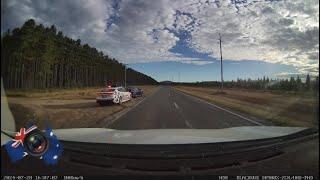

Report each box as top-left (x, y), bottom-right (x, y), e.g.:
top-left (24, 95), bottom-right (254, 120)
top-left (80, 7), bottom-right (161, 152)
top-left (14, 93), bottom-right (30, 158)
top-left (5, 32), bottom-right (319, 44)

top-left (108, 86), bottom-right (267, 130)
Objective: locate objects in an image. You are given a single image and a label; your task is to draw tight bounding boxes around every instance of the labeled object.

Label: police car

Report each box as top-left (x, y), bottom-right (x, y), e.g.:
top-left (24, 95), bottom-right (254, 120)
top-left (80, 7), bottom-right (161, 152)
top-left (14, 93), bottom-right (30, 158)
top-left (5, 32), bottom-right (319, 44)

top-left (96, 86), bottom-right (131, 105)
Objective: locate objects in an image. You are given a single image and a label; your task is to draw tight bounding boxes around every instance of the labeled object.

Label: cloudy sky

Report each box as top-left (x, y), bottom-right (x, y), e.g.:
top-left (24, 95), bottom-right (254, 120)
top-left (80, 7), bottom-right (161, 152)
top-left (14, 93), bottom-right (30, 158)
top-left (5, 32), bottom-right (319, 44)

top-left (1, 0), bottom-right (319, 81)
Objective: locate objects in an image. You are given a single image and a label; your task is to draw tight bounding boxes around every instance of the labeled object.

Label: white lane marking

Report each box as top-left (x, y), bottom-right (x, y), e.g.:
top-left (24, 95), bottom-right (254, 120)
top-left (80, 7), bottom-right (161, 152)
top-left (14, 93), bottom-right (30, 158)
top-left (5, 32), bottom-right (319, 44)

top-left (209, 103), bottom-right (263, 126)
top-left (105, 87), bottom-right (161, 127)
top-left (173, 102), bottom-right (179, 109)
top-left (175, 90), bottom-right (264, 126)
top-left (169, 89), bottom-right (193, 128)
top-left (185, 120), bottom-right (193, 128)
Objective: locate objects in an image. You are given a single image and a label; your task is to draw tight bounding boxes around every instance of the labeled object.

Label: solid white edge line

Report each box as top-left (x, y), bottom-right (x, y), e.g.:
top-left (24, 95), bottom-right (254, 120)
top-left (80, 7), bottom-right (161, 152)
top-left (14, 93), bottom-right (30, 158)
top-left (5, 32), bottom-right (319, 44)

top-left (175, 89), bottom-right (264, 126)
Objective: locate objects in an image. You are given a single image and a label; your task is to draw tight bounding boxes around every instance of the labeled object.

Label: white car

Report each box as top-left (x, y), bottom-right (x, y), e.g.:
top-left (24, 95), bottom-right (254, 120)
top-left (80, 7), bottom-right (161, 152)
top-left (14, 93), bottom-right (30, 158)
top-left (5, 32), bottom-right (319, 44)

top-left (96, 86), bottom-right (131, 105)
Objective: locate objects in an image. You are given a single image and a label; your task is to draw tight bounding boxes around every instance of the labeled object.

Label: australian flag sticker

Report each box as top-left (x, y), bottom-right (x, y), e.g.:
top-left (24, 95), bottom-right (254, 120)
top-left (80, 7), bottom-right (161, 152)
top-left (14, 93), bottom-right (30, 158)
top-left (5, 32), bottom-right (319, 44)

top-left (5, 125), bottom-right (63, 165)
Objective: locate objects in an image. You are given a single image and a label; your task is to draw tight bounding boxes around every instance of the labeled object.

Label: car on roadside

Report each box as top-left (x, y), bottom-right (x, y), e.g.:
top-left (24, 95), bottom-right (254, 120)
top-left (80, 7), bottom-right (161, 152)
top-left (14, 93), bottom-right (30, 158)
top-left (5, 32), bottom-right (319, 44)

top-left (126, 87), bottom-right (143, 98)
top-left (96, 86), bottom-right (131, 105)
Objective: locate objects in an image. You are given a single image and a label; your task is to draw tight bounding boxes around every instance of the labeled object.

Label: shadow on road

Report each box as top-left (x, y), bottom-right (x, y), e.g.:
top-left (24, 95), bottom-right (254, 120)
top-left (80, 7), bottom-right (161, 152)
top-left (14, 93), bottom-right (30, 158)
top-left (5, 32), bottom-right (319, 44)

top-left (43, 101), bottom-right (118, 109)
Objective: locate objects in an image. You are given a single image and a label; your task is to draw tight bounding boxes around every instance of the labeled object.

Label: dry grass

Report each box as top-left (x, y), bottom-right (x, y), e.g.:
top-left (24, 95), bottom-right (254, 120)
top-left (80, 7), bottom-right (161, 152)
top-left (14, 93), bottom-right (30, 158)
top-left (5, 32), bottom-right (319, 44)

top-left (174, 86), bottom-right (318, 127)
top-left (6, 85), bottom-right (159, 130)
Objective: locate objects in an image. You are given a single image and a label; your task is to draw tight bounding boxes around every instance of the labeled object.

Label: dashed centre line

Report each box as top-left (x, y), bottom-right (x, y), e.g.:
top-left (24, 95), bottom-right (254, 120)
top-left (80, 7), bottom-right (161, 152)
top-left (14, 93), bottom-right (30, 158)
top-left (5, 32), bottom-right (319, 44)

top-left (173, 102), bottom-right (179, 109)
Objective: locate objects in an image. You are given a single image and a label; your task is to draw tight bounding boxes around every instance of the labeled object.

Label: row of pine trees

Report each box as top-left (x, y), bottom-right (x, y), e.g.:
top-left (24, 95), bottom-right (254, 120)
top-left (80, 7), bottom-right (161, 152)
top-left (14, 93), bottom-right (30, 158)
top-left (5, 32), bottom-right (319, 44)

top-left (1, 19), bottom-right (158, 89)
top-left (178, 75), bottom-right (319, 92)
top-left (232, 75), bottom-right (318, 91)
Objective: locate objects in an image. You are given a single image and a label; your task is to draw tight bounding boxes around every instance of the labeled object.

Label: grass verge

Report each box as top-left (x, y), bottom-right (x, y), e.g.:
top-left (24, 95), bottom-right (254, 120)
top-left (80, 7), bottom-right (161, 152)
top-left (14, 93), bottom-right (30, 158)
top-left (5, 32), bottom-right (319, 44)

top-left (174, 86), bottom-right (318, 128)
top-left (6, 85), bottom-right (159, 130)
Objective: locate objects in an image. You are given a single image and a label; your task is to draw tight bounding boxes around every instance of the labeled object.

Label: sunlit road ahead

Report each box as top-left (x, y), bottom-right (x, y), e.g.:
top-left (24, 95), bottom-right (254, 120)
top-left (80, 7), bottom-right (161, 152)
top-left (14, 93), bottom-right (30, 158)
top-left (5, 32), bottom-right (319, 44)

top-left (108, 86), bottom-right (268, 130)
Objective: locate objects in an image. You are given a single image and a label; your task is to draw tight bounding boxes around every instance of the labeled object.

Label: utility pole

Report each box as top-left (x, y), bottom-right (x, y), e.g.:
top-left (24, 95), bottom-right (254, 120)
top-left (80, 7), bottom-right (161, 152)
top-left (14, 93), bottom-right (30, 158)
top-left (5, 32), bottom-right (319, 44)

top-left (218, 33), bottom-right (224, 92)
top-left (124, 64), bottom-right (127, 88)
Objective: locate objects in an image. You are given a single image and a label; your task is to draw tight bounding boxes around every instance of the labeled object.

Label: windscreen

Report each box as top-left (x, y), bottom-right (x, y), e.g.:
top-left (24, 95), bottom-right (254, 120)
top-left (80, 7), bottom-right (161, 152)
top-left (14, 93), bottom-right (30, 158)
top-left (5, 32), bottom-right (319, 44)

top-left (1, 0), bottom-right (318, 134)
top-left (0, 0), bottom-right (319, 177)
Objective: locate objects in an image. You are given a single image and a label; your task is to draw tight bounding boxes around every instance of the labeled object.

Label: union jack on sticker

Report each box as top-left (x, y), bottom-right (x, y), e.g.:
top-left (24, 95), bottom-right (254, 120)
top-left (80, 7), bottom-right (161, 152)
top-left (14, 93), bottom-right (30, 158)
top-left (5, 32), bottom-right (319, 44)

top-left (5, 124), bottom-right (63, 165)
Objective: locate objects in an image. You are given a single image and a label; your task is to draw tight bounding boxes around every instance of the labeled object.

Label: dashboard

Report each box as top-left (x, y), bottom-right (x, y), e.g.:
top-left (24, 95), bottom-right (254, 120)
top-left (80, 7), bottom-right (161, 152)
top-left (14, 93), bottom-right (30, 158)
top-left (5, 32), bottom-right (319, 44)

top-left (1, 129), bottom-right (318, 176)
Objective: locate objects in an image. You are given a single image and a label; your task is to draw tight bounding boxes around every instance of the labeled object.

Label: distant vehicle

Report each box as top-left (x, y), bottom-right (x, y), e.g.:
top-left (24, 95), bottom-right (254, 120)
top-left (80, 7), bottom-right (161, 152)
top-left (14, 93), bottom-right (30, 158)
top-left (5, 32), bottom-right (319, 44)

top-left (96, 86), bottom-right (131, 105)
top-left (126, 87), bottom-right (143, 98)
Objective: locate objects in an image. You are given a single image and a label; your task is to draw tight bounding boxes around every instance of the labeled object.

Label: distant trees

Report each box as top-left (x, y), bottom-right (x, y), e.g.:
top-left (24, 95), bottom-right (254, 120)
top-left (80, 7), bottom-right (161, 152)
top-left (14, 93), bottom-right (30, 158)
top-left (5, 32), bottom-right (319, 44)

top-left (1, 19), bottom-right (157, 89)
top-left (232, 75), bottom-right (318, 92)
top-left (177, 75), bottom-right (319, 92)
top-left (306, 74), bottom-right (311, 90)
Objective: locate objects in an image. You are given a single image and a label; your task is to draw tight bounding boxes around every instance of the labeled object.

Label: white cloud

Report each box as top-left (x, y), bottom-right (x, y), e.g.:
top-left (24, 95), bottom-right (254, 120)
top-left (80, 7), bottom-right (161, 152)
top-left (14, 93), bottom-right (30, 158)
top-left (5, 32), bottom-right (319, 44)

top-left (180, 60), bottom-right (214, 65)
top-left (1, 0), bottom-right (319, 75)
top-left (185, 0), bottom-right (319, 74)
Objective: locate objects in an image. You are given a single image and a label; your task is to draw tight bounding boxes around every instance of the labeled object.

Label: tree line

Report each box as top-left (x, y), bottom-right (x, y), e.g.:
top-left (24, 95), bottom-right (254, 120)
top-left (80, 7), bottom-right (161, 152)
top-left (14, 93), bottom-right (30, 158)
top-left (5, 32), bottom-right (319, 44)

top-left (174, 75), bottom-right (319, 92)
top-left (1, 19), bottom-right (158, 89)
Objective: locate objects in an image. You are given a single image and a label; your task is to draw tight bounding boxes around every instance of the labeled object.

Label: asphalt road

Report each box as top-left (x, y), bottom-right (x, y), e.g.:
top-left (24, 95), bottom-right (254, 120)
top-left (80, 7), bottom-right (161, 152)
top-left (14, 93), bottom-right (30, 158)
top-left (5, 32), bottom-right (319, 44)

top-left (109, 86), bottom-right (267, 130)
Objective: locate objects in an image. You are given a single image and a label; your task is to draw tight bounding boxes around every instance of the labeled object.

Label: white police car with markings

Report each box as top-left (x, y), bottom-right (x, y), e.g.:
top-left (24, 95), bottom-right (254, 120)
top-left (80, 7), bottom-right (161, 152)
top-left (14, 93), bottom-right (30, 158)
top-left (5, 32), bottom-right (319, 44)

top-left (96, 86), bottom-right (131, 105)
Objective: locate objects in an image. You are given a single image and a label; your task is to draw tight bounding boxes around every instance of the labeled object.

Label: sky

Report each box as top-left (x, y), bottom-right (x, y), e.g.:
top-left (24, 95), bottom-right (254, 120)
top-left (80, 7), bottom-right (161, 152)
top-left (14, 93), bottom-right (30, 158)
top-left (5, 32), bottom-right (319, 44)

top-left (129, 60), bottom-right (299, 82)
top-left (1, 0), bottom-right (319, 82)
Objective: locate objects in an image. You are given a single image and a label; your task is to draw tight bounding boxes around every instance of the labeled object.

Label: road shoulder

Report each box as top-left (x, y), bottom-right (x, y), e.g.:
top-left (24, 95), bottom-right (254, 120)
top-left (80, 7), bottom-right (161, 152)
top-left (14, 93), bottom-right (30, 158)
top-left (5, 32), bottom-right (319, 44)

top-left (173, 86), bottom-right (272, 126)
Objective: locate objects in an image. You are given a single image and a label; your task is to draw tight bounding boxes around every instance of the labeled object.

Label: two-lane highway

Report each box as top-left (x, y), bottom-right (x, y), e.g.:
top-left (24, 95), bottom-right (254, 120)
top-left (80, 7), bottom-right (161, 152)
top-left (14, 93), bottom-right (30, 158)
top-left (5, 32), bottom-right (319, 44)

top-left (108, 86), bottom-right (267, 130)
